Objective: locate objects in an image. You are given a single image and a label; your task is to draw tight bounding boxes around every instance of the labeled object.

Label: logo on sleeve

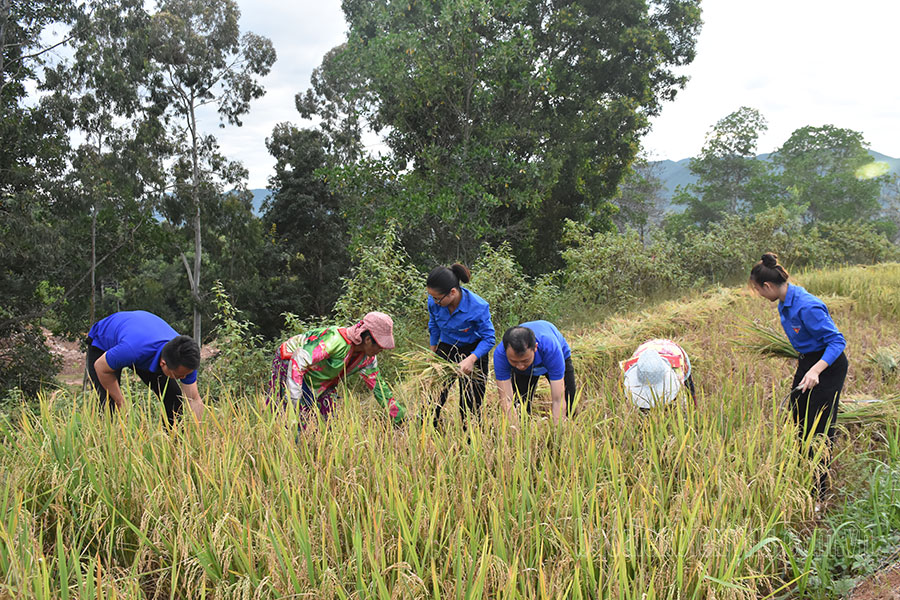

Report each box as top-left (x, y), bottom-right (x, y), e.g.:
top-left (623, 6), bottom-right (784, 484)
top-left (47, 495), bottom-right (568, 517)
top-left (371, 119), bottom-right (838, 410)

top-left (793, 327), bottom-right (800, 333)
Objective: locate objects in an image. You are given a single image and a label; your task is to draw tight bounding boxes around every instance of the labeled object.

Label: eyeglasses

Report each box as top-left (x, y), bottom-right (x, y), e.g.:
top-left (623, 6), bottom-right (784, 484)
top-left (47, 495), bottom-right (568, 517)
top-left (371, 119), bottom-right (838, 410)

top-left (432, 290), bottom-right (451, 305)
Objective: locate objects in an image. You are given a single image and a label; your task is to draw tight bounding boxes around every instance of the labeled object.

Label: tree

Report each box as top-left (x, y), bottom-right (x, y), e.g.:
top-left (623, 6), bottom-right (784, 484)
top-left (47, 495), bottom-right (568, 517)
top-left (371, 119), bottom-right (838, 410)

top-left (675, 107), bottom-right (772, 226)
top-left (44, 0), bottom-right (171, 331)
top-left (262, 124), bottom-right (350, 328)
top-left (303, 0), bottom-right (702, 271)
top-left (773, 125), bottom-right (884, 223)
top-left (1, 0), bottom-right (76, 395)
top-left (612, 158), bottom-right (667, 243)
top-left (148, 0), bottom-right (275, 343)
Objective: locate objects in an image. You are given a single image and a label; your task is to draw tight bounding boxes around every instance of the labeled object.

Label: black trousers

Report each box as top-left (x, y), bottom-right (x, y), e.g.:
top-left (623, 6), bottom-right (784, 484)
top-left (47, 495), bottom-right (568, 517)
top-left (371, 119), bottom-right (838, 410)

top-left (511, 357), bottom-right (576, 416)
top-left (433, 341), bottom-right (488, 428)
top-left (790, 350), bottom-right (848, 444)
top-left (85, 342), bottom-right (184, 426)
top-left (790, 349), bottom-right (848, 498)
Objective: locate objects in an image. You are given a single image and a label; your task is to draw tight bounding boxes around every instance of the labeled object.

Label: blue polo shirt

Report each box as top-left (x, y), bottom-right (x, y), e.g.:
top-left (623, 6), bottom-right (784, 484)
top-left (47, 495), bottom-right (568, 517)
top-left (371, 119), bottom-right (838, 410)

top-left (88, 311), bottom-right (198, 384)
top-left (427, 288), bottom-right (496, 358)
top-left (778, 284), bottom-right (846, 366)
top-left (494, 320), bottom-right (571, 381)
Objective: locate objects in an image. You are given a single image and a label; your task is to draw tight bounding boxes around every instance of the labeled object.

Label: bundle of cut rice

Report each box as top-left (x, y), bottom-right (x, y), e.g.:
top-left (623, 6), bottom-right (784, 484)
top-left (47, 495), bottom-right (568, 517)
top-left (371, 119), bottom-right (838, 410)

top-left (738, 321), bottom-right (799, 359)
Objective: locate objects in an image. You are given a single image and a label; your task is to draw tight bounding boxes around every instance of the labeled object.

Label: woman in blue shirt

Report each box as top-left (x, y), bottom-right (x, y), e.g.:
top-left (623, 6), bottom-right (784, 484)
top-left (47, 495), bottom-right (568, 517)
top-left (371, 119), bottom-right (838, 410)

top-left (427, 263), bottom-right (496, 429)
top-left (750, 253), bottom-right (848, 497)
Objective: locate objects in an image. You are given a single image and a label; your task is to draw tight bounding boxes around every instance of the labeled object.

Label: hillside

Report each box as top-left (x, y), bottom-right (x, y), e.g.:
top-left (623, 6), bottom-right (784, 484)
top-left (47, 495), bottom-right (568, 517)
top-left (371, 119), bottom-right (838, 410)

top-left (3, 264), bottom-right (900, 598)
top-left (651, 150), bottom-right (899, 207)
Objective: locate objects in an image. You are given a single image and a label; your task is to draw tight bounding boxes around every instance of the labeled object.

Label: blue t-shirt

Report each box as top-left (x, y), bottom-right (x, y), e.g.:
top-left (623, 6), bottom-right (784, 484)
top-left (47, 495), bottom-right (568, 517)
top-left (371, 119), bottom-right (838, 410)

top-left (494, 320), bottom-right (571, 381)
top-left (427, 288), bottom-right (496, 358)
top-left (88, 311), bottom-right (198, 384)
top-left (778, 284), bottom-right (846, 366)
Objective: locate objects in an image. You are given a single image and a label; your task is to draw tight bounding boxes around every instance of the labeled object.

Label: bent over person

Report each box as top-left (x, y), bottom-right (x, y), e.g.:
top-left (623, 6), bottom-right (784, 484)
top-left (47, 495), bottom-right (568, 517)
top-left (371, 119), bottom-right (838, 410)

top-left (268, 311), bottom-right (405, 428)
top-left (86, 310), bottom-right (204, 425)
top-left (621, 339), bottom-right (695, 410)
top-left (426, 263), bottom-right (496, 429)
top-left (494, 321), bottom-right (576, 424)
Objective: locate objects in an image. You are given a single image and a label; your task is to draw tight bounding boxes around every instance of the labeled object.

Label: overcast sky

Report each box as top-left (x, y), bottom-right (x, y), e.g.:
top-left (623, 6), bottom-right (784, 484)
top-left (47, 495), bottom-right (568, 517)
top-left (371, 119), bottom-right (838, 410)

top-left (209, 0), bottom-right (900, 188)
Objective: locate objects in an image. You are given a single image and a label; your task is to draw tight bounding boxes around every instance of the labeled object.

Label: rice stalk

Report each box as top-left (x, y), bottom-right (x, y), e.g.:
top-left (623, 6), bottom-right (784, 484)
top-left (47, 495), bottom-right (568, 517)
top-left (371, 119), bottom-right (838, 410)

top-left (737, 321), bottom-right (799, 359)
top-left (866, 345), bottom-right (900, 379)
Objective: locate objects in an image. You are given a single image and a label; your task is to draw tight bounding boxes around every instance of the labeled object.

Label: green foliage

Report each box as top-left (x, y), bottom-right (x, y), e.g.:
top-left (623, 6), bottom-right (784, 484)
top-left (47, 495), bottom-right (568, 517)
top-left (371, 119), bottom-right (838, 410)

top-left (0, 322), bottom-right (61, 401)
top-left (561, 220), bottom-right (686, 308)
top-left (565, 206), bottom-right (899, 310)
top-left (787, 463), bottom-right (900, 598)
top-left (466, 242), bottom-right (561, 333)
top-left (675, 107), bottom-right (773, 226)
top-left (332, 224), bottom-right (426, 348)
top-left (774, 124), bottom-right (885, 223)
top-left (810, 220), bottom-right (900, 265)
top-left (679, 205), bottom-right (813, 283)
top-left (306, 0), bottom-right (702, 269)
top-left (202, 281), bottom-right (268, 397)
top-left (262, 124), bottom-right (350, 324)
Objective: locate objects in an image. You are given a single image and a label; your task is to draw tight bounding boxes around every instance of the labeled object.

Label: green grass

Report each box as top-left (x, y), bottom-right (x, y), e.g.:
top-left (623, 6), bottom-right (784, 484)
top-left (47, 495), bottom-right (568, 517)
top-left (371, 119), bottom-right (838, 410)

top-left (2, 263), bottom-right (900, 599)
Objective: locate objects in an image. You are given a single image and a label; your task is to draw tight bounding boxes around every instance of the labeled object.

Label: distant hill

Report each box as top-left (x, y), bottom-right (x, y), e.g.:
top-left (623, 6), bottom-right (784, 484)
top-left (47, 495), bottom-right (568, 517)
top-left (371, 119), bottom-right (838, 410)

top-left (650, 150), bottom-right (899, 206)
top-left (246, 151), bottom-right (898, 216)
top-left (250, 189), bottom-right (269, 215)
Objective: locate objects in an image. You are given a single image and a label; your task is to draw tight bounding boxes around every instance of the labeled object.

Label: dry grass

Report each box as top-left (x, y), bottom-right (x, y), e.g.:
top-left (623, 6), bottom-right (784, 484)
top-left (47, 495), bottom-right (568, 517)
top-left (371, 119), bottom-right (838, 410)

top-left (2, 264), bottom-right (900, 599)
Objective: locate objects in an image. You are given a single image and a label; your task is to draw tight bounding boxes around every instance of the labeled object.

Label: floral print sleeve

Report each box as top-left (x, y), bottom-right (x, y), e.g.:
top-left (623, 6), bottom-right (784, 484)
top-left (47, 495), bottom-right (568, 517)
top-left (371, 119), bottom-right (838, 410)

top-left (284, 328), bottom-right (344, 401)
top-left (358, 356), bottom-right (406, 425)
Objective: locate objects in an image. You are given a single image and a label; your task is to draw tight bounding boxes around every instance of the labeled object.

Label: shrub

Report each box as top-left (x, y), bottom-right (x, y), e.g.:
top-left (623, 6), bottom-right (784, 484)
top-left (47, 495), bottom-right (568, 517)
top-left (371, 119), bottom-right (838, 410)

top-left (561, 220), bottom-right (686, 308)
top-left (467, 242), bottom-right (562, 332)
top-left (203, 281), bottom-right (270, 397)
top-left (680, 205), bottom-right (811, 284)
top-left (0, 321), bottom-right (61, 403)
top-left (811, 220), bottom-right (900, 266)
top-left (332, 223), bottom-right (426, 349)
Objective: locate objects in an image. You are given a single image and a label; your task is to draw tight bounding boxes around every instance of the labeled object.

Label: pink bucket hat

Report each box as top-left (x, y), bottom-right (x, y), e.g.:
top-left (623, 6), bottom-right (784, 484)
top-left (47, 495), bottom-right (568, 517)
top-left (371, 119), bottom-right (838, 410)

top-left (346, 311), bottom-right (395, 349)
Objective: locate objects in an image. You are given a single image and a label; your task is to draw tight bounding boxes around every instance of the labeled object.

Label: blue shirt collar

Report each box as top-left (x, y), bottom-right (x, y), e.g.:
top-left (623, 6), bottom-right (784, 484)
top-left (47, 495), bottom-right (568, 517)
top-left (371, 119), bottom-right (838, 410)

top-left (782, 284), bottom-right (797, 308)
top-left (149, 346), bottom-right (164, 373)
top-left (454, 288), bottom-right (472, 314)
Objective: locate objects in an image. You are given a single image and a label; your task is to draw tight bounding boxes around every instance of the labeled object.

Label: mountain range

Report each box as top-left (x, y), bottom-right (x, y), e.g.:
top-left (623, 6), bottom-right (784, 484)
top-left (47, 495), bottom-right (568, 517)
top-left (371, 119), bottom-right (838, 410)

top-left (247, 150), bottom-right (900, 215)
top-left (650, 150), bottom-right (900, 205)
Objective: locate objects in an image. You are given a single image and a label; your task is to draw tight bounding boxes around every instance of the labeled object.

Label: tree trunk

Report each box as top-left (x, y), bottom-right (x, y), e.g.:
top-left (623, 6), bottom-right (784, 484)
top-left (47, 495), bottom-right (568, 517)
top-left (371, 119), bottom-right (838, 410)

top-left (90, 205), bottom-right (96, 325)
top-left (189, 101), bottom-right (202, 345)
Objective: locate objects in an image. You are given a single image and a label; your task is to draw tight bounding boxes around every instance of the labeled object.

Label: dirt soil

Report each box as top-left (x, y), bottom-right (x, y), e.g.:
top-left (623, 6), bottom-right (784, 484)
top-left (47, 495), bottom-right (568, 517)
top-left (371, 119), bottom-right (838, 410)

top-left (45, 331), bottom-right (85, 387)
top-left (850, 562), bottom-right (900, 600)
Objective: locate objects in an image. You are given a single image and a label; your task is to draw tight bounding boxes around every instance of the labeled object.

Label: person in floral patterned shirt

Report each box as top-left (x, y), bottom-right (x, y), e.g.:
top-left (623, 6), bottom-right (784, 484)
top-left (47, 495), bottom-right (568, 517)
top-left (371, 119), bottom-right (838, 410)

top-left (267, 311), bottom-right (405, 427)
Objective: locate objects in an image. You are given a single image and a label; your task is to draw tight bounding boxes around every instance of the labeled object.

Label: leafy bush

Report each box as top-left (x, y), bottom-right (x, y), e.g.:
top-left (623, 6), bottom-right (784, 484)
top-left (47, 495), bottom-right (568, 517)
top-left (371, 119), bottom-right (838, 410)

top-left (332, 223), bottom-right (426, 349)
top-left (467, 242), bottom-right (561, 332)
top-left (202, 281), bottom-right (270, 397)
top-left (561, 220), bottom-right (686, 308)
top-left (0, 321), bottom-right (61, 403)
top-left (811, 220), bottom-right (900, 266)
top-left (680, 205), bottom-right (812, 284)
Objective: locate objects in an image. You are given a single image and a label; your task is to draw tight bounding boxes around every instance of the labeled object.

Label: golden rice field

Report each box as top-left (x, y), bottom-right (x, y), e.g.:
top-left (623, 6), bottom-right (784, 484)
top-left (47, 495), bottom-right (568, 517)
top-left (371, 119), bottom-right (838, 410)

top-left (2, 264), bottom-right (900, 599)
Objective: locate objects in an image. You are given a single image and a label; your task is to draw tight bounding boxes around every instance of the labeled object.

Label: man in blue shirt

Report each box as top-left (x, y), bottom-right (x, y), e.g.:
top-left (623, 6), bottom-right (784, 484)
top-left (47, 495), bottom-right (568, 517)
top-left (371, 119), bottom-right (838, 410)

top-left (493, 321), bottom-right (576, 424)
top-left (86, 311), bottom-right (204, 425)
